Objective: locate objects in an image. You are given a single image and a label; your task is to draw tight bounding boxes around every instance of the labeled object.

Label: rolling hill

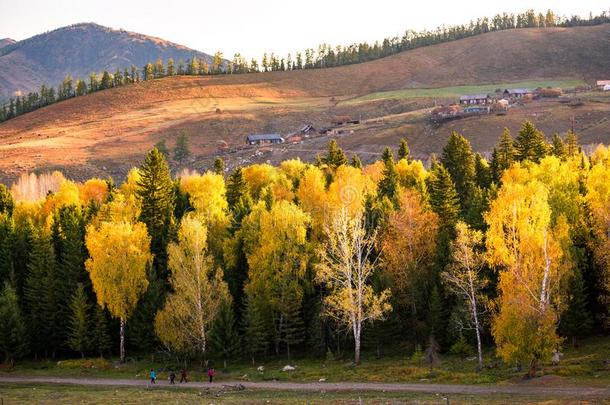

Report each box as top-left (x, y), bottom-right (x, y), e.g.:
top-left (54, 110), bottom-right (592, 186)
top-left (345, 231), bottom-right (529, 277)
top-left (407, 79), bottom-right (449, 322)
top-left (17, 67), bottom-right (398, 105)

top-left (0, 23), bottom-right (214, 101)
top-left (0, 38), bottom-right (15, 50)
top-left (1, 24), bottom-right (610, 183)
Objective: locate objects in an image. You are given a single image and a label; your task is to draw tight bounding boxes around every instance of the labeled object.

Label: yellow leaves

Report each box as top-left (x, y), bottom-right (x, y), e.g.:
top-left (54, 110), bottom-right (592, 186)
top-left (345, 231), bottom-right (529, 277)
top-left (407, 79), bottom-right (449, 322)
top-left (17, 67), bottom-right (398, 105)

top-left (85, 220), bottom-right (151, 320)
top-left (395, 159), bottom-right (428, 193)
top-left (155, 215), bottom-right (229, 355)
top-left (79, 178), bottom-right (108, 205)
top-left (327, 165), bottom-right (375, 217)
top-left (296, 166), bottom-right (327, 228)
top-left (242, 164), bottom-right (278, 199)
top-left (120, 168), bottom-right (141, 199)
top-left (180, 171), bottom-right (228, 221)
top-left (486, 162), bottom-right (573, 368)
top-left (381, 190), bottom-right (438, 294)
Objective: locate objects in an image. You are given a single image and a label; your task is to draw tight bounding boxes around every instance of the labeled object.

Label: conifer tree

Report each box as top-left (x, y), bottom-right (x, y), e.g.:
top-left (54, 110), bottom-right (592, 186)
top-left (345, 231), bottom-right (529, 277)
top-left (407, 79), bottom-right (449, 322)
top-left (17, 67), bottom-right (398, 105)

top-left (137, 147), bottom-right (176, 279)
top-left (323, 139), bottom-right (347, 170)
top-left (427, 164), bottom-right (460, 268)
top-left (281, 296), bottom-right (305, 359)
top-left (25, 230), bottom-right (61, 357)
top-left (91, 305), bottom-right (112, 358)
top-left (377, 147), bottom-right (399, 207)
top-left (226, 168), bottom-right (248, 209)
top-left (0, 282), bottom-right (28, 363)
top-left (243, 297), bottom-right (268, 363)
top-left (565, 131), bottom-right (580, 157)
top-left (154, 139), bottom-right (169, 158)
top-left (398, 138), bottom-right (410, 161)
top-left (350, 154), bottom-right (362, 169)
top-left (551, 133), bottom-right (566, 159)
top-left (68, 283), bottom-right (91, 357)
top-left (474, 153), bottom-right (491, 189)
top-left (166, 58), bottom-right (175, 76)
top-left (0, 184), bottom-right (14, 215)
top-left (0, 215), bottom-right (13, 285)
top-left (174, 132), bottom-right (191, 164)
top-left (491, 128), bottom-right (516, 184)
top-left (441, 131), bottom-right (476, 213)
top-left (213, 157), bottom-right (225, 176)
top-left (560, 267), bottom-right (593, 346)
top-left (514, 121), bottom-right (548, 163)
top-left (209, 301), bottom-right (240, 369)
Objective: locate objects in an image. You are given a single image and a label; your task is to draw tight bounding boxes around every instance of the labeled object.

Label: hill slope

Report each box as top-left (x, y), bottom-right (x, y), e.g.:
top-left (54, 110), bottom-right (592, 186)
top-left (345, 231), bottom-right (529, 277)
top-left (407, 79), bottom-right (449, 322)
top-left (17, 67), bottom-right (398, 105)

top-left (0, 23), bottom-right (214, 101)
top-left (0, 38), bottom-right (15, 50)
top-left (1, 24), bottom-right (609, 182)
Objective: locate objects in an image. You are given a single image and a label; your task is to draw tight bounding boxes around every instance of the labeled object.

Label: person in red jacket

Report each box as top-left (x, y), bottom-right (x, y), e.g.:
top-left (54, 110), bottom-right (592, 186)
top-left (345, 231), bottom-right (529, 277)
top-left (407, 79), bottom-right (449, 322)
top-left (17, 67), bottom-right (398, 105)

top-left (207, 367), bottom-right (215, 383)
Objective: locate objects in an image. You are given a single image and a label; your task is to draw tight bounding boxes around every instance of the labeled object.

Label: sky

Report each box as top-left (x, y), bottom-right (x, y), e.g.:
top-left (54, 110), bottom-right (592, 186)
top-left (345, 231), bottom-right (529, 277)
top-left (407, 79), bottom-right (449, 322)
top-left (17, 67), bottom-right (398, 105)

top-left (0, 0), bottom-right (607, 59)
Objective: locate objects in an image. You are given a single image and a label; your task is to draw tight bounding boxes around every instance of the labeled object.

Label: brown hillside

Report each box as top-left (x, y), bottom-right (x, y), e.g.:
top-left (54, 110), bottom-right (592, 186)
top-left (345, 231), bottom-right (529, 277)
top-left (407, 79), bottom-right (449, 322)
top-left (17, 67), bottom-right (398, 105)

top-left (1, 24), bottom-right (610, 182)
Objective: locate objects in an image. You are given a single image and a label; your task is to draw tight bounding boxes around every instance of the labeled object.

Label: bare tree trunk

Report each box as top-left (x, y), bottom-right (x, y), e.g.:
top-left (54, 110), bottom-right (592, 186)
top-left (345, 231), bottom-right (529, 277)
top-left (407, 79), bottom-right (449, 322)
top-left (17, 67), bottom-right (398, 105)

top-left (354, 322), bottom-right (361, 365)
top-left (472, 299), bottom-right (483, 371)
top-left (120, 318), bottom-right (125, 363)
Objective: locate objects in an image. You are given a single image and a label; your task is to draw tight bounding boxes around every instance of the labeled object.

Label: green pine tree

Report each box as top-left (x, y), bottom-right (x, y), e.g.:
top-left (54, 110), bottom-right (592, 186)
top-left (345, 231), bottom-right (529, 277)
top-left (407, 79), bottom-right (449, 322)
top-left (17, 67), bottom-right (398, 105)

top-left (174, 131), bottom-right (191, 164)
top-left (281, 297), bottom-right (305, 359)
top-left (474, 153), bottom-right (491, 189)
top-left (213, 157), bottom-right (225, 176)
top-left (243, 297), bottom-right (268, 364)
top-left (491, 128), bottom-right (516, 183)
top-left (68, 283), bottom-right (91, 357)
top-left (377, 147), bottom-right (399, 207)
top-left (323, 139), bottom-right (347, 170)
top-left (427, 164), bottom-right (460, 268)
top-left (0, 282), bottom-right (28, 363)
top-left (91, 305), bottom-right (112, 358)
top-left (560, 267), bottom-right (593, 346)
top-left (350, 154), bottom-right (363, 169)
top-left (398, 138), bottom-right (410, 161)
top-left (551, 133), bottom-right (566, 159)
top-left (154, 139), bottom-right (169, 158)
top-left (564, 130), bottom-right (580, 157)
top-left (441, 131), bottom-right (476, 215)
top-left (0, 214), bottom-right (14, 286)
top-left (514, 121), bottom-right (548, 163)
top-left (25, 230), bottom-right (61, 357)
top-left (0, 184), bottom-right (14, 216)
top-left (209, 301), bottom-right (241, 370)
top-left (137, 147), bottom-right (176, 279)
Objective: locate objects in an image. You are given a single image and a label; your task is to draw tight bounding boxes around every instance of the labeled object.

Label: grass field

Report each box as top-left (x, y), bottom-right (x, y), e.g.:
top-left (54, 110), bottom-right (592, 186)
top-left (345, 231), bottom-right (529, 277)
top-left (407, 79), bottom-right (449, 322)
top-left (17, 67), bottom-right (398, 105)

top-left (2, 337), bottom-right (608, 388)
top-left (349, 80), bottom-right (587, 103)
top-left (2, 383), bottom-right (597, 404)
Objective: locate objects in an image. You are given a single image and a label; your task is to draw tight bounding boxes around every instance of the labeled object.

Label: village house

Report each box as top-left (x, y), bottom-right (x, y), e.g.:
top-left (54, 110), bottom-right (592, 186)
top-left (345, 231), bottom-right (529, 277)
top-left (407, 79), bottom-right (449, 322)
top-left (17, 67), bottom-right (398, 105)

top-left (503, 88), bottom-right (533, 99)
top-left (596, 80), bottom-right (610, 89)
top-left (459, 94), bottom-right (491, 105)
top-left (245, 134), bottom-right (284, 145)
top-left (463, 105), bottom-right (491, 114)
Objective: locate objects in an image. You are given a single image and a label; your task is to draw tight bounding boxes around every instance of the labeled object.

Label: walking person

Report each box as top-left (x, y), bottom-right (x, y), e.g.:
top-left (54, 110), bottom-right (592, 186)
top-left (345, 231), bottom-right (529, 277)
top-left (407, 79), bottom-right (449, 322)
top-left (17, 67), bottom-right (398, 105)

top-left (149, 369), bottom-right (157, 385)
top-left (169, 370), bottom-right (176, 384)
top-left (207, 367), bottom-right (215, 383)
top-left (180, 369), bottom-right (188, 383)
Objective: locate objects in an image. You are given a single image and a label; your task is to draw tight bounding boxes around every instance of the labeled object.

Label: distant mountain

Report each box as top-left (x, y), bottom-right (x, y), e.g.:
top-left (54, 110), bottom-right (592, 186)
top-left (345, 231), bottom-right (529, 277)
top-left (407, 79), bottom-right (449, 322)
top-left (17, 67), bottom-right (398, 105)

top-left (0, 38), bottom-right (16, 49)
top-left (0, 23), bottom-right (214, 101)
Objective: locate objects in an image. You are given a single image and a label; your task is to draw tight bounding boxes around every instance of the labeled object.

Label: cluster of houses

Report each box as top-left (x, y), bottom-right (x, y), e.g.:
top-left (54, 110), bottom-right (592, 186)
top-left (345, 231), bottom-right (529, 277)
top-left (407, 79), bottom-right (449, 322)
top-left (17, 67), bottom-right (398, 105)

top-left (458, 88), bottom-right (534, 106)
top-left (245, 116), bottom-right (360, 146)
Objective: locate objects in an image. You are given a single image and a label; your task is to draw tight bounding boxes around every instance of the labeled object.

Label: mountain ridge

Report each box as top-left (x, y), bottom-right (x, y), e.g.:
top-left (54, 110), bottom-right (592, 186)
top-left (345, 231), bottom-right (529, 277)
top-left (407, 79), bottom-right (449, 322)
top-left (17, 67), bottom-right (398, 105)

top-left (0, 22), bottom-right (214, 101)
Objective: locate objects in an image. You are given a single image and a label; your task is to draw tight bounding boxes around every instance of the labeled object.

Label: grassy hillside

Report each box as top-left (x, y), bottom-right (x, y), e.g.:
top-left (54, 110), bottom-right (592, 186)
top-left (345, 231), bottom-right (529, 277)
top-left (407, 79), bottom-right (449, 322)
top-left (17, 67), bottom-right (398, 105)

top-left (0, 24), bottom-right (609, 182)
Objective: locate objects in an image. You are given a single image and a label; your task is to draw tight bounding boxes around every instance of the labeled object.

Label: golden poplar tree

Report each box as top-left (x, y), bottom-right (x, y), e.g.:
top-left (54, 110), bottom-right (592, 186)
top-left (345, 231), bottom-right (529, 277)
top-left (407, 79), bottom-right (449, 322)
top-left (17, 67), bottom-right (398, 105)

top-left (486, 167), bottom-right (571, 377)
top-left (154, 215), bottom-right (230, 358)
top-left (85, 220), bottom-right (151, 363)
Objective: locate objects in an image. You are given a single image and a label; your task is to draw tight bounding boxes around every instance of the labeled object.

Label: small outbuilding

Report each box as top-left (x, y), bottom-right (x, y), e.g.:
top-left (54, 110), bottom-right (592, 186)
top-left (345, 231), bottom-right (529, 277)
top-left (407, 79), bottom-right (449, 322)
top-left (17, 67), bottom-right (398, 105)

top-left (246, 134), bottom-right (284, 145)
top-left (603, 84), bottom-right (610, 92)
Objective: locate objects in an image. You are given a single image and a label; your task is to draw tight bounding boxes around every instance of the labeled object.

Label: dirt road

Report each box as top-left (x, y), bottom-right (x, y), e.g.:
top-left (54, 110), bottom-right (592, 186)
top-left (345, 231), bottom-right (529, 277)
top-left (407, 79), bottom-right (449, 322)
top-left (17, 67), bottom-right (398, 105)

top-left (0, 376), bottom-right (608, 399)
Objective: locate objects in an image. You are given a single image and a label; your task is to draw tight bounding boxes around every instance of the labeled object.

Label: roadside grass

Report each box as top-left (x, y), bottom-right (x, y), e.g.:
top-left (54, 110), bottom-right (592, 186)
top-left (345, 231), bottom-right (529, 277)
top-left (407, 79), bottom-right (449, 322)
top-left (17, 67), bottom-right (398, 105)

top-left (348, 79), bottom-right (586, 103)
top-left (0, 383), bottom-right (597, 404)
top-left (1, 337), bottom-right (607, 387)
